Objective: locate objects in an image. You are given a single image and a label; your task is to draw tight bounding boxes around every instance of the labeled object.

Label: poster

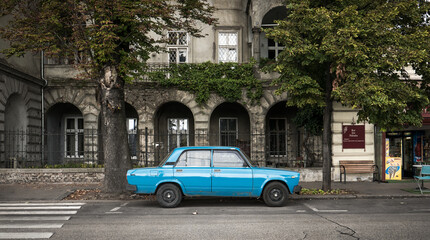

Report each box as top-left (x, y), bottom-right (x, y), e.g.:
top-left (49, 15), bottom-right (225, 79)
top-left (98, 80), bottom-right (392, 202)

top-left (385, 138), bottom-right (402, 180)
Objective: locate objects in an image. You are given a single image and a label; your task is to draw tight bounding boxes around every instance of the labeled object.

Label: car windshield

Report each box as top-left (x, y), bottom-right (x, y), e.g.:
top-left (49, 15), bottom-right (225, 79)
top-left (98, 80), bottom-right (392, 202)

top-left (158, 151), bottom-right (173, 167)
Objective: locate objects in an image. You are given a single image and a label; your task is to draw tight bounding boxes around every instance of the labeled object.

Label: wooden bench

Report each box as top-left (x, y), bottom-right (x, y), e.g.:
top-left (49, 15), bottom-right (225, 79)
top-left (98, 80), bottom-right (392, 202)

top-left (339, 160), bottom-right (378, 183)
top-left (414, 165), bottom-right (430, 194)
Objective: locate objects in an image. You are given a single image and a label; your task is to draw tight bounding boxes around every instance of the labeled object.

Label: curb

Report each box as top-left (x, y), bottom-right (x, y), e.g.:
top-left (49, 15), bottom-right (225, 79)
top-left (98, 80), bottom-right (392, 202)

top-left (291, 194), bottom-right (430, 200)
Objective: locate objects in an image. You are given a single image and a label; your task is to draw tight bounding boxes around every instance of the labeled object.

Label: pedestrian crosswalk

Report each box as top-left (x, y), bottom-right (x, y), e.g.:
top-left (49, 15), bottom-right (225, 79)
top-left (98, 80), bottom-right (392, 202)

top-left (0, 202), bottom-right (85, 239)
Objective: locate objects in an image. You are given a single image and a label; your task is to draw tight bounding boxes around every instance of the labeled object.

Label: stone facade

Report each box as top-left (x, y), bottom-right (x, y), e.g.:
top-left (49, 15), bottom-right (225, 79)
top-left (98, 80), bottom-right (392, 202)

top-left (0, 0), bottom-right (381, 182)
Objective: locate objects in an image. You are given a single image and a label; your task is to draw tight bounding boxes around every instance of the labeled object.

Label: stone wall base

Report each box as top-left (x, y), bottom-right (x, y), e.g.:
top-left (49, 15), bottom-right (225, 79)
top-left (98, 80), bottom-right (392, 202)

top-left (0, 168), bottom-right (104, 184)
top-left (0, 167), bottom-right (372, 184)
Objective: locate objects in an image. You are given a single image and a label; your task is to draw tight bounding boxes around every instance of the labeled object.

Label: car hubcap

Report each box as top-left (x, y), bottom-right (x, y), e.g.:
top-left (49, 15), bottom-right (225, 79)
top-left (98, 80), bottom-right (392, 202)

top-left (163, 190), bottom-right (175, 203)
top-left (269, 188), bottom-right (282, 201)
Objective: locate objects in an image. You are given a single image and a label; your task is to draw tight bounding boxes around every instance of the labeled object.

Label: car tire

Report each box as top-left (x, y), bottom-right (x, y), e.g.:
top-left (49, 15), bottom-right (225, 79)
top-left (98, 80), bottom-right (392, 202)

top-left (156, 183), bottom-right (182, 208)
top-left (262, 182), bottom-right (289, 207)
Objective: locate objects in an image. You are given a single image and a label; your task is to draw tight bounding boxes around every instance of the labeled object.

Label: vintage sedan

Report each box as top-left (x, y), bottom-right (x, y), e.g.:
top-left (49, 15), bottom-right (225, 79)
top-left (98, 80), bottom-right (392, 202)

top-left (126, 146), bottom-right (301, 207)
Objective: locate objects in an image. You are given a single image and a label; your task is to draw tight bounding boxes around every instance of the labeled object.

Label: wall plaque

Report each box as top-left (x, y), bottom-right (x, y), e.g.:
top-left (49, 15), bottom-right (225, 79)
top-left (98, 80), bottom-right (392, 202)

top-left (342, 125), bottom-right (365, 149)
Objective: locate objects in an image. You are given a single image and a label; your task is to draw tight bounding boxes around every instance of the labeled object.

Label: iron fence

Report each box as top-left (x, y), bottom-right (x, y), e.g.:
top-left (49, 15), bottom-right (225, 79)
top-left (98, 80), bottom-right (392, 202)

top-left (1, 129), bottom-right (323, 168)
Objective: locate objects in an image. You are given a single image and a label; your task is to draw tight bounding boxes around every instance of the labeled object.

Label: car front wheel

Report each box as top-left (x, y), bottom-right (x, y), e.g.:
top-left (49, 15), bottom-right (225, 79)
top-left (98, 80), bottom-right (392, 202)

top-left (156, 183), bottom-right (182, 208)
top-left (262, 182), bottom-right (289, 207)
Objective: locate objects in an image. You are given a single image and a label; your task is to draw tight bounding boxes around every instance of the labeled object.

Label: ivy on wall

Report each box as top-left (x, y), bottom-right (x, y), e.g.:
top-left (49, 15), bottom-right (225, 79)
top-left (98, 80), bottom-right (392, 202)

top-left (147, 62), bottom-right (263, 105)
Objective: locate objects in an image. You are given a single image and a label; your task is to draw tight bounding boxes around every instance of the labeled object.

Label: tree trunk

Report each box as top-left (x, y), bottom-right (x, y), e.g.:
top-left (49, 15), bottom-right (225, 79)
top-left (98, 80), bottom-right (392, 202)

top-left (99, 65), bottom-right (132, 194)
top-left (322, 72), bottom-right (333, 191)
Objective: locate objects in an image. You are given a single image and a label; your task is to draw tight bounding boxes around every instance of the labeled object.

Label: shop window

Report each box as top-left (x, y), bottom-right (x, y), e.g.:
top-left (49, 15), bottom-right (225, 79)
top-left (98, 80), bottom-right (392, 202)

top-left (65, 117), bottom-right (84, 158)
top-left (219, 118), bottom-right (238, 146)
top-left (218, 32), bottom-right (238, 63)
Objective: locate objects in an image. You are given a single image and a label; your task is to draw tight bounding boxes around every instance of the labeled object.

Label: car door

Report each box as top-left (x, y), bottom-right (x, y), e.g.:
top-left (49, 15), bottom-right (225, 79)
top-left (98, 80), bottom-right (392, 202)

top-left (173, 150), bottom-right (212, 195)
top-left (211, 150), bottom-right (253, 196)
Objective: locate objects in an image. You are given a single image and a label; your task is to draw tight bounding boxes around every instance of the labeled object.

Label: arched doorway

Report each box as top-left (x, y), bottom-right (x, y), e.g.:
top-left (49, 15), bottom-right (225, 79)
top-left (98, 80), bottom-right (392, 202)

top-left (154, 102), bottom-right (195, 161)
top-left (126, 103), bottom-right (139, 160)
top-left (46, 103), bottom-right (83, 165)
top-left (4, 94), bottom-right (28, 167)
top-left (209, 102), bottom-right (250, 156)
top-left (265, 102), bottom-right (300, 167)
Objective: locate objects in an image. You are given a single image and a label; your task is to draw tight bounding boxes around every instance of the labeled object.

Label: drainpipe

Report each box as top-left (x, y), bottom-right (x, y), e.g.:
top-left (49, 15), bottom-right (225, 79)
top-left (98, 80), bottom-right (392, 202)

top-left (40, 51), bottom-right (48, 165)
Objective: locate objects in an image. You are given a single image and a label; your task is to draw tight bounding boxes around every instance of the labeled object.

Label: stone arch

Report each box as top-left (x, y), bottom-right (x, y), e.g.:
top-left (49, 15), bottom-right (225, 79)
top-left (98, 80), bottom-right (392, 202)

top-left (251, 0), bottom-right (285, 28)
top-left (144, 90), bottom-right (200, 130)
top-left (43, 88), bottom-right (98, 122)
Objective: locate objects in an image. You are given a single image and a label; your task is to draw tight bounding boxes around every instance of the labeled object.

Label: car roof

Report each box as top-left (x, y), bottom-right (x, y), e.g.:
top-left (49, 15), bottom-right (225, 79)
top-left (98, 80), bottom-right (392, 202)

top-left (173, 146), bottom-right (241, 151)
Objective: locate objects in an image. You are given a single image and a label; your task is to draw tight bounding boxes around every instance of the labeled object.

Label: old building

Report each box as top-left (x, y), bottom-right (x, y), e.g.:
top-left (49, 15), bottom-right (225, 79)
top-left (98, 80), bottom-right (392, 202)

top-left (1, 0), bottom-right (382, 182)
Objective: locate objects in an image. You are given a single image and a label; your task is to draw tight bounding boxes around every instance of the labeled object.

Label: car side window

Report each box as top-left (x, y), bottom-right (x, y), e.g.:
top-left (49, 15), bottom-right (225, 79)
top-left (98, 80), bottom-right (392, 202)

top-left (175, 150), bottom-right (211, 167)
top-left (213, 150), bottom-right (248, 168)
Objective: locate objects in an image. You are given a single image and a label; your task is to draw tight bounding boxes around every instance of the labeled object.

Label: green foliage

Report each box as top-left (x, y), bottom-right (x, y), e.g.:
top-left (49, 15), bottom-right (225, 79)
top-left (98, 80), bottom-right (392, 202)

top-left (265, 0), bottom-right (430, 130)
top-left (147, 62), bottom-right (263, 104)
top-left (0, 0), bottom-right (216, 81)
top-left (293, 106), bottom-right (324, 136)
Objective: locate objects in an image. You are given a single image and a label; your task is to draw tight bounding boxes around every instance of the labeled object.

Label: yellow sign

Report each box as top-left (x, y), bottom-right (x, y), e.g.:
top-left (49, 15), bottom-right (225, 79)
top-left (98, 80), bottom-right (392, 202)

top-left (385, 157), bottom-right (402, 180)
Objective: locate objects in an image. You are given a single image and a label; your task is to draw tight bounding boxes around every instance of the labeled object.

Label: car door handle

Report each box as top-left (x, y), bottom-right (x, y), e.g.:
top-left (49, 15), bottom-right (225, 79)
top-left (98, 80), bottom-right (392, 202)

top-left (214, 169), bottom-right (221, 172)
top-left (176, 169), bottom-right (183, 172)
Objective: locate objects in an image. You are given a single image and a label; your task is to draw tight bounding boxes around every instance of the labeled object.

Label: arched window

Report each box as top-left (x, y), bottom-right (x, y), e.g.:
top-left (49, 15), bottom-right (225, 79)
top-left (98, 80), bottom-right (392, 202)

top-left (260, 6), bottom-right (288, 60)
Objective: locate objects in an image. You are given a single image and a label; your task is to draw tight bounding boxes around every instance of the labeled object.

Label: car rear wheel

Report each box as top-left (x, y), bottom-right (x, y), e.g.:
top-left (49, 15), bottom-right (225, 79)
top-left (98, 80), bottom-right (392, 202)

top-left (262, 182), bottom-right (289, 207)
top-left (156, 183), bottom-right (182, 208)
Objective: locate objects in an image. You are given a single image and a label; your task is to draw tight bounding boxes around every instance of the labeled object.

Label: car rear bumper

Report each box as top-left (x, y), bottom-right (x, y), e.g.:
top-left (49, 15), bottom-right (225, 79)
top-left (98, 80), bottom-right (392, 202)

top-left (293, 185), bottom-right (302, 194)
top-left (126, 184), bottom-right (137, 192)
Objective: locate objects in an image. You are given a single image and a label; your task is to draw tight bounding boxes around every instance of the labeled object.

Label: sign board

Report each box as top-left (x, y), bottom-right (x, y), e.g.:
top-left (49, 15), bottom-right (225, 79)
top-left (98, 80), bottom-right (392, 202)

top-left (385, 138), bottom-right (402, 180)
top-left (342, 125), bottom-right (365, 149)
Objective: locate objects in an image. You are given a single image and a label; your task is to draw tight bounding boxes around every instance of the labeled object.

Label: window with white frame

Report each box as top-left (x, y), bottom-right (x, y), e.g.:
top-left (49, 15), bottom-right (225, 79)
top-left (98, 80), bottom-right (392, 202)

top-left (65, 117), bottom-right (84, 158)
top-left (266, 29), bottom-right (284, 60)
top-left (219, 118), bottom-right (238, 146)
top-left (261, 24), bottom-right (285, 60)
top-left (261, 6), bottom-right (288, 60)
top-left (218, 32), bottom-right (238, 63)
top-left (168, 118), bottom-right (189, 152)
top-left (167, 31), bottom-right (188, 64)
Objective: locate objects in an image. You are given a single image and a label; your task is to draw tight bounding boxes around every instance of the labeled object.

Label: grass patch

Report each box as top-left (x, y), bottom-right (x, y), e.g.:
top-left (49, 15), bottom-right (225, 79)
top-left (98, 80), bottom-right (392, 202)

top-left (300, 188), bottom-right (352, 195)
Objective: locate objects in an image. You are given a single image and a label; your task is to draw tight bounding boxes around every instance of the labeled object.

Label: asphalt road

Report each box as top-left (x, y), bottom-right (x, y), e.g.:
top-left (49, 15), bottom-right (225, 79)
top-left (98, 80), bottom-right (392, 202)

top-left (2, 198), bottom-right (430, 240)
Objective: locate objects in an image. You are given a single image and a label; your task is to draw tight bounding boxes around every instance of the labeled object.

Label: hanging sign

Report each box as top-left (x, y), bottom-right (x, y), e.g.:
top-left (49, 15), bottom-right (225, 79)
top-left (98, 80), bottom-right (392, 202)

top-left (342, 125), bottom-right (365, 149)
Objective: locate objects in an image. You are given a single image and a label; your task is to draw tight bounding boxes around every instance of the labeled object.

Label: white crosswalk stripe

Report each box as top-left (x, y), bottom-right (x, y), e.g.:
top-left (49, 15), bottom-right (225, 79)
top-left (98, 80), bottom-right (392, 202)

top-left (0, 202), bottom-right (85, 239)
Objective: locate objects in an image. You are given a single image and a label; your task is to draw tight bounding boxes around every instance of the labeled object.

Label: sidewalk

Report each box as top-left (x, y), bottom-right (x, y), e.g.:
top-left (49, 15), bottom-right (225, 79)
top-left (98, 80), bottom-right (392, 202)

top-left (0, 181), bottom-right (428, 202)
top-left (0, 183), bottom-right (100, 201)
top-left (293, 181), bottom-right (430, 199)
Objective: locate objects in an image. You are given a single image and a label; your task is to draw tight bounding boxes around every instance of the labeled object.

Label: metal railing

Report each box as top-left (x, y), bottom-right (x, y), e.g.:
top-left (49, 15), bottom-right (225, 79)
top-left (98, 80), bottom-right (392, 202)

top-left (1, 129), bottom-right (323, 168)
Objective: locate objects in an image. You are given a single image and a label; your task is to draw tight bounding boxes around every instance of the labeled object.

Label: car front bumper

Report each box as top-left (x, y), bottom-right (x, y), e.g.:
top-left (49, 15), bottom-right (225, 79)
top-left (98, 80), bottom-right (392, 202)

top-left (293, 185), bottom-right (302, 194)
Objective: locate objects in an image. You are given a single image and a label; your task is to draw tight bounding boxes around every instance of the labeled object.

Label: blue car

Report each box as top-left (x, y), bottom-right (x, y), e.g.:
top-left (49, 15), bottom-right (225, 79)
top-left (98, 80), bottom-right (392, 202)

top-left (126, 146), bottom-right (301, 207)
